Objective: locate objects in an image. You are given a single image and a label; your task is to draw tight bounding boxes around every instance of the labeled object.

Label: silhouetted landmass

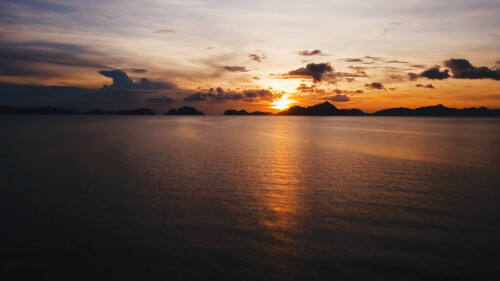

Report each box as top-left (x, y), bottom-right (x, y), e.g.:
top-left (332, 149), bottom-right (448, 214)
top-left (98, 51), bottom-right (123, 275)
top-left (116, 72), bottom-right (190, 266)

top-left (277, 101), bottom-right (368, 116)
top-left (373, 104), bottom-right (500, 116)
top-left (0, 105), bottom-right (80, 115)
top-left (1, 103), bottom-right (499, 116)
top-left (87, 108), bottom-right (156, 115)
top-left (224, 109), bottom-right (274, 115)
top-left (165, 106), bottom-right (204, 115)
top-left (0, 105), bottom-right (156, 115)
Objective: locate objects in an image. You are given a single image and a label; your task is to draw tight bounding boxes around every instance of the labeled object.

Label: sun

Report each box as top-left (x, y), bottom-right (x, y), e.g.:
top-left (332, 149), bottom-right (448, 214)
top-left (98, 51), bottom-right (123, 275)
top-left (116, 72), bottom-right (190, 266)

top-left (271, 94), bottom-right (293, 110)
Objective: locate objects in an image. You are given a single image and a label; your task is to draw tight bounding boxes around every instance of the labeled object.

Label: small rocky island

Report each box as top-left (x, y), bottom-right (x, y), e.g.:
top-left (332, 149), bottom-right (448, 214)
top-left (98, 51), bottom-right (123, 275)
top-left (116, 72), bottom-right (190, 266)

top-left (224, 109), bottom-right (273, 115)
top-left (164, 106), bottom-right (204, 115)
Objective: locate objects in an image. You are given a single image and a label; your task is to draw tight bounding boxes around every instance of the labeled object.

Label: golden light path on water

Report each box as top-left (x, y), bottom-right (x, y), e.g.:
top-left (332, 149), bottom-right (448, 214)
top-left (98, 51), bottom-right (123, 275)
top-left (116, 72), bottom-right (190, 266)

top-left (260, 118), bottom-right (302, 280)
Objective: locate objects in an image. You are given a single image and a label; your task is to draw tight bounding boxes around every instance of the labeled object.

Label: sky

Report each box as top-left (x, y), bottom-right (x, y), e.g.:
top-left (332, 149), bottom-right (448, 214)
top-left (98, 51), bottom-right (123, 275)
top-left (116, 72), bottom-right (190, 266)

top-left (1, 0), bottom-right (500, 114)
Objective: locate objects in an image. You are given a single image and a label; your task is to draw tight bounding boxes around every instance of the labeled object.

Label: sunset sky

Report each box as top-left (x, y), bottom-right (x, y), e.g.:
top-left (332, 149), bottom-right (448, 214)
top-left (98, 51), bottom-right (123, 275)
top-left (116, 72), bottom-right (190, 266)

top-left (1, 0), bottom-right (500, 114)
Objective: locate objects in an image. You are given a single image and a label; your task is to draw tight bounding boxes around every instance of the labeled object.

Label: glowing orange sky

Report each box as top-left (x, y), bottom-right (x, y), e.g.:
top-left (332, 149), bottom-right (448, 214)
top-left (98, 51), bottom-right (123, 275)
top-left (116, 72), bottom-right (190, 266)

top-left (0, 0), bottom-right (499, 114)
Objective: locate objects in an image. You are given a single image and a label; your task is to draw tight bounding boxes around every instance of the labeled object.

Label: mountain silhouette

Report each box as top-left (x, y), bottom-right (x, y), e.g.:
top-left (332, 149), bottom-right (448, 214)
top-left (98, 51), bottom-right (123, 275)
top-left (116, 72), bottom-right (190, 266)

top-left (373, 104), bottom-right (500, 116)
top-left (0, 105), bottom-right (156, 115)
top-left (277, 101), bottom-right (368, 116)
top-left (165, 106), bottom-right (204, 115)
top-left (224, 109), bottom-right (274, 115)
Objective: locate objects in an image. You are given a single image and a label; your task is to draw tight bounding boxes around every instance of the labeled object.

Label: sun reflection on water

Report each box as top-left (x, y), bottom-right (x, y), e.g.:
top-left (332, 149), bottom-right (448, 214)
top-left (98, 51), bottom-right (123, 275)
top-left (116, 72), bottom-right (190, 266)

top-left (260, 119), bottom-right (302, 279)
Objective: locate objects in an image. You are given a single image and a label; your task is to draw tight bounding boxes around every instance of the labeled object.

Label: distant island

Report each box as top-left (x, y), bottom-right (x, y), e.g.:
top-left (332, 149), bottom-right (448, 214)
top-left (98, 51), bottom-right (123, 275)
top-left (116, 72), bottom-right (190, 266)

top-left (224, 109), bottom-right (273, 115)
top-left (1, 102), bottom-right (499, 116)
top-left (0, 105), bottom-right (156, 115)
top-left (372, 104), bottom-right (500, 116)
top-left (165, 106), bottom-right (204, 115)
top-left (276, 102), bottom-right (367, 116)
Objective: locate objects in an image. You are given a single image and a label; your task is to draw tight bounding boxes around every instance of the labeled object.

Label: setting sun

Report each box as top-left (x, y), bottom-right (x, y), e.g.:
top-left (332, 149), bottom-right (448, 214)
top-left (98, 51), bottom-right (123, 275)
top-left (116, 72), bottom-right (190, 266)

top-left (271, 94), bottom-right (293, 110)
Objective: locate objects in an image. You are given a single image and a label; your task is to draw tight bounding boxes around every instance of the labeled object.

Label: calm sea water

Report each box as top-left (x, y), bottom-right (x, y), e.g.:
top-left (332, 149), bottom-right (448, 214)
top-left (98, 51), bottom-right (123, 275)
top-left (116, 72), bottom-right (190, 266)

top-left (1, 116), bottom-right (500, 281)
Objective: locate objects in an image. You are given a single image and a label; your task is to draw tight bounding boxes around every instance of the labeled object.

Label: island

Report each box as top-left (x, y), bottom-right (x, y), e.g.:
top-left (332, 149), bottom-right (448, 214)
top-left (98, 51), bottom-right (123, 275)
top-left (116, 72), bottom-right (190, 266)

top-left (0, 105), bottom-right (156, 115)
top-left (164, 106), bottom-right (204, 115)
top-left (276, 101), bottom-right (367, 116)
top-left (224, 109), bottom-right (274, 115)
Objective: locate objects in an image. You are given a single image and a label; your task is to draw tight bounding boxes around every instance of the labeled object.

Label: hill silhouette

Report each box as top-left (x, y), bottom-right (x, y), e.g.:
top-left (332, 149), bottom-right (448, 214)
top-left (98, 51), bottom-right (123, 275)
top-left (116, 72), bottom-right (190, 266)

top-left (1, 103), bottom-right (499, 116)
top-left (277, 101), bottom-right (368, 116)
top-left (224, 109), bottom-right (273, 115)
top-left (0, 105), bottom-right (156, 115)
top-left (165, 106), bottom-right (204, 115)
top-left (373, 104), bottom-right (500, 116)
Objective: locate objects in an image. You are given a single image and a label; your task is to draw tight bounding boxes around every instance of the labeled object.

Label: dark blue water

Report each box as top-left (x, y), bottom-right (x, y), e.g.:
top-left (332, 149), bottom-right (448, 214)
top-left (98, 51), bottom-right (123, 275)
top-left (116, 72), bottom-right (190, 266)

top-left (1, 116), bottom-right (500, 280)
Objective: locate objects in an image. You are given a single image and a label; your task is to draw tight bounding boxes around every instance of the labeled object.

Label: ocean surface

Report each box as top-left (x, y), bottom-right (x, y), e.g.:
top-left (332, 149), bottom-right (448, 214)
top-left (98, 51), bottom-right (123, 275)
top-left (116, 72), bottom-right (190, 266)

top-left (1, 116), bottom-right (500, 281)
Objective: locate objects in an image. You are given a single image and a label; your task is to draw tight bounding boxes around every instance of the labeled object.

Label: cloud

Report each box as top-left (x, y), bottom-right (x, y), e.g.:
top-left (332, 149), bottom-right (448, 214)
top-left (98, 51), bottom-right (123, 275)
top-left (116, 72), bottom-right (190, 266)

top-left (319, 94), bottom-right (350, 102)
top-left (298, 49), bottom-right (325, 56)
top-left (146, 96), bottom-right (175, 103)
top-left (0, 41), bottom-right (109, 77)
top-left (489, 33), bottom-right (500, 40)
top-left (342, 58), bottom-right (364, 62)
top-left (183, 87), bottom-right (280, 103)
top-left (98, 69), bottom-right (177, 90)
top-left (408, 72), bottom-right (419, 81)
top-left (365, 82), bottom-right (386, 90)
top-left (249, 53), bottom-right (266, 63)
top-left (252, 76), bottom-right (260, 80)
top-left (126, 68), bottom-right (148, 73)
top-left (223, 66), bottom-right (250, 72)
top-left (154, 29), bottom-right (175, 33)
top-left (184, 92), bottom-right (210, 102)
top-left (411, 64), bottom-right (427, 69)
top-left (416, 84), bottom-right (435, 89)
top-left (385, 60), bottom-right (409, 63)
top-left (420, 66), bottom-right (450, 80)
top-left (364, 56), bottom-right (385, 61)
top-left (288, 62), bottom-right (333, 82)
top-left (390, 21), bottom-right (405, 26)
top-left (443, 58), bottom-right (500, 80)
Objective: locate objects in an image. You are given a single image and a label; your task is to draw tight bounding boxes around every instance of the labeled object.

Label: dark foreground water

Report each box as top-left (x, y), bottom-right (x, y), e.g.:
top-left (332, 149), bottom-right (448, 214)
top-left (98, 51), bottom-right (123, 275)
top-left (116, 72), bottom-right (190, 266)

top-left (1, 116), bottom-right (500, 281)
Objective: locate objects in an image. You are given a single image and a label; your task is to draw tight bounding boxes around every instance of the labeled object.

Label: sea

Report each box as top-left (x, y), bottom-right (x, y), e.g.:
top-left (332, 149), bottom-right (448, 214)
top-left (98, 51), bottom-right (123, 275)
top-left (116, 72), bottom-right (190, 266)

top-left (1, 116), bottom-right (499, 280)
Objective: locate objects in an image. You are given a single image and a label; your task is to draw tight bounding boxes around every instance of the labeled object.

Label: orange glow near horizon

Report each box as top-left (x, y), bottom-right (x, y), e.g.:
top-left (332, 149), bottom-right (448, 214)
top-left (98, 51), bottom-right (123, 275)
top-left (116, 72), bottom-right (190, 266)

top-left (271, 94), bottom-right (293, 110)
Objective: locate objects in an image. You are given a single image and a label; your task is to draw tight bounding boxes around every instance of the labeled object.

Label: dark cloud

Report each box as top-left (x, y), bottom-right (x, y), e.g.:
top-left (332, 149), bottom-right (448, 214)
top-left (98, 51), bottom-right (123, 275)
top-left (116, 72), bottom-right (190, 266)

top-left (243, 89), bottom-right (277, 101)
top-left (288, 62), bottom-right (333, 82)
top-left (342, 58), bottom-right (364, 62)
top-left (297, 84), bottom-right (324, 93)
top-left (319, 94), bottom-right (350, 102)
top-left (365, 82), bottom-right (386, 90)
top-left (252, 76), bottom-right (260, 80)
top-left (98, 69), bottom-right (177, 90)
top-left (146, 96), bottom-right (175, 103)
top-left (0, 41), bottom-right (109, 77)
top-left (0, 82), bottom-right (145, 111)
top-left (411, 64), bottom-right (427, 69)
top-left (420, 66), bottom-right (450, 80)
top-left (184, 92), bottom-right (210, 102)
top-left (364, 56), bottom-right (385, 61)
top-left (223, 66), bottom-right (250, 72)
top-left (154, 29), bottom-right (175, 33)
top-left (126, 68), bottom-right (148, 73)
top-left (333, 89), bottom-right (364, 95)
top-left (184, 88), bottom-right (280, 103)
top-left (385, 60), bottom-right (409, 63)
top-left (249, 53), bottom-right (266, 63)
top-left (387, 73), bottom-right (404, 80)
top-left (443, 58), bottom-right (500, 80)
top-left (416, 84), bottom-right (435, 89)
top-left (298, 49), bottom-right (324, 56)
top-left (408, 72), bottom-right (419, 81)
